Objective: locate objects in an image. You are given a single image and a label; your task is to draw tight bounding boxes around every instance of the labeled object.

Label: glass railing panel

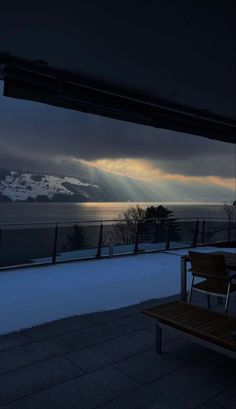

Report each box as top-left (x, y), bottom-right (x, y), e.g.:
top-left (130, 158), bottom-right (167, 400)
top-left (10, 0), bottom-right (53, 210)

top-left (167, 219), bottom-right (193, 249)
top-left (56, 222), bottom-right (101, 261)
top-left (101, 220), bottom-right (136, 255)
top-left (138, 219), bottom-right (168, 252)
top-left (0, 223), bottom-right (55, 268)
top-left (0, 216), bottom-right (234, 269)
top-left (204, 219), bottom-right (235, 244)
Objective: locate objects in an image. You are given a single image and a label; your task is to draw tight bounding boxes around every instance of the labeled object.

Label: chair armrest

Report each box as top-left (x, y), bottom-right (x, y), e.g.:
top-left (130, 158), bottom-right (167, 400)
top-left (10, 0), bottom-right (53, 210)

top-left (192, 272), bottom-right (228, 280)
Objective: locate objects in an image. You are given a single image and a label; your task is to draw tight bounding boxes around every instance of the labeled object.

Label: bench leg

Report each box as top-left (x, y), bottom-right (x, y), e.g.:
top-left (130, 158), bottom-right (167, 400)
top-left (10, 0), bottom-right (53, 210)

top-left (224, 283), bottom-right (231, 314)
top-left (156, 323), bottom-right (162, 354)
top-left (207, 294), bottom-right (211, 310)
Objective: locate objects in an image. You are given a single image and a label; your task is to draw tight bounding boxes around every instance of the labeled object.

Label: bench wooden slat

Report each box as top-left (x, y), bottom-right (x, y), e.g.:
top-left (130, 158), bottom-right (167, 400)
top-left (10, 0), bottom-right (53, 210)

top-left (176, 311), bottom-right (220, 326)
top-left (142, 301), bottom-right (236, 352)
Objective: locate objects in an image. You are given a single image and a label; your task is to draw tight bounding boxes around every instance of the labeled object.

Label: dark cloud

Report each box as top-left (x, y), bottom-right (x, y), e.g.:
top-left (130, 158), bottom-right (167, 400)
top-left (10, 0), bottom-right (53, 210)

top-left (156, 152), bottom-right (235, 178)
top-left (0, 81), bottom-right (235, 179)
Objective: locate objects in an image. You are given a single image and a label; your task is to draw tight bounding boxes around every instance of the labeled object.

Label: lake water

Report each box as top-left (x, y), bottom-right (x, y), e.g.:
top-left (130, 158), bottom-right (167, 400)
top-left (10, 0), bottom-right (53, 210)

top-left (0, 202), bottom-right (226, 225)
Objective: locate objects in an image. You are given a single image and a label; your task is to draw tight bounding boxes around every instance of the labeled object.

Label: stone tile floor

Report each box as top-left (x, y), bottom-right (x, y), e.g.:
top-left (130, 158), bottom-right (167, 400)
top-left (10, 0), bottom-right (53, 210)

top-left (0, 294), bottom-right (235, 409)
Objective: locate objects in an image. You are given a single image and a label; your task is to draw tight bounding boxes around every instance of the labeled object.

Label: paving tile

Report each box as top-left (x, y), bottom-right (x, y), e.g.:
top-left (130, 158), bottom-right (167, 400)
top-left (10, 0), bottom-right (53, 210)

top-left (0, 338), bottom-right (72, 374)
top-left (60, 320), bottom-right (133, 350)
top-left (114, 300), bottom-right (165, 317)
top-left (1, 294), bottom-right (235, 409)
top-left (162, 338), bottom-right (215, 364)
top-left (160, 354), bottom-right (236, 407)
top-left (139, 295), bottom-right (179, 310)
top-left (0, 332), bottom-right (30, 352)
top-left (112, 349), bottom-right (185, 385)
top-left (197, 383), bottom-right (236, 409)
top-left (196, 401), bottom-right (223, 409)
top-left (97, 320), bottom-right (134, 337)
top-left (23, 315), bottom-right (93, 341)
top-left (84, 309), bottom-right (123, 324)
top-left (59, 325), bottom-right (108, 350)
top-left (66, 366), bottom-right (138, 406)
top-left (0, 356), bottom-right (82, 406)
top-left (148, 325), bottom-right (181, 344)
top-left (66, 331), bottom-right (153, 371)
top-left (119, 313), bottom-right (156, 330)
top-left (3, 378), bottom-right (97, 409)
top-left (97, 329), bottom-right (154, 361)
top-left (138, 298), bottom-right (162, 309)
top-left (66, 328), bottom-right (155, 373)
top-left (98, 377), bottom-right (194, 409)
top-left (212, 385), bottom-right (236, 408)
top-left (66, 343), bottom-right (120, 372)
top-left (112, 304), bottom-right (142, 317)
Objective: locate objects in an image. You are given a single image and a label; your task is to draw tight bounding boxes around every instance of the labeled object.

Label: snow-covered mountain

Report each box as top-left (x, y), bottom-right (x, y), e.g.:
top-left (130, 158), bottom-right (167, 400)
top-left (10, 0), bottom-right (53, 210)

top-left (0, 170), bottom-right (99, 202)
top-left (0, 167), bottom-right (161, 202)
top-left (0, 166), bottom-right (233, 203)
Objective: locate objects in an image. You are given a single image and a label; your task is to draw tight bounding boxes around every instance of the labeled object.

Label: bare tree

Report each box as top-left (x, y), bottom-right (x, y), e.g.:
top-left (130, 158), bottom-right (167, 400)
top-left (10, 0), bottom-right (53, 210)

top-left (222, 204), bottom-right (236, 241)
top-left (105, 205), bottom-right (145, 245)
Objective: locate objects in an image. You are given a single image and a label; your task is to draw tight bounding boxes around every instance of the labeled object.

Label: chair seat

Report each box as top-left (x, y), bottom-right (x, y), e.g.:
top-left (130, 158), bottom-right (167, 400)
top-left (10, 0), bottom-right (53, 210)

top-left (193, 278), bottom-right (236, 295)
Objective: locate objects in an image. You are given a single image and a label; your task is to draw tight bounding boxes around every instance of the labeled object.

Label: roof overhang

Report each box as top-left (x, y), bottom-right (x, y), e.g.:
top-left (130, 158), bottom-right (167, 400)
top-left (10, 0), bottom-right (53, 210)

top-left (0, 1), bottom-right (235, 143)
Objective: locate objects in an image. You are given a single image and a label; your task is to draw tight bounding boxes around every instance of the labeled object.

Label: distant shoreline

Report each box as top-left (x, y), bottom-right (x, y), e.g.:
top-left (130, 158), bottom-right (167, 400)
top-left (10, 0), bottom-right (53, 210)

top-left (0, 201), bottom-right (227, 225)
top-left (0, 200), bottom-right (229, 205)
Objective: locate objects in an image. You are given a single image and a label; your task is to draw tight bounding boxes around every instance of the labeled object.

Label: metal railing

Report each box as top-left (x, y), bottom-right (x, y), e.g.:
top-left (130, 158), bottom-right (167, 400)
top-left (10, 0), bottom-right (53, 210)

top-left (0, 217), bottom-right (235, 270)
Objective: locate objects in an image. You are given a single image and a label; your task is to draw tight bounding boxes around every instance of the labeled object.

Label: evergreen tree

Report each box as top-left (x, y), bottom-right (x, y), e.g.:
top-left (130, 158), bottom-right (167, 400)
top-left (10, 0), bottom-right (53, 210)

top-left (67, 224), bottom-right (85, 250)
top-left (144, 205), bottom-right (180, 243)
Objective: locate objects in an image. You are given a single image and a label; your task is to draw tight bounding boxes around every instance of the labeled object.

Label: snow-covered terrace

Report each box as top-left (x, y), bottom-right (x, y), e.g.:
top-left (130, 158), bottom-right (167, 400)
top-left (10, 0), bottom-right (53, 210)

top-left (0, 247), bottom-right (236, 409)
top-left (0, 246), bottom-right (235, 335)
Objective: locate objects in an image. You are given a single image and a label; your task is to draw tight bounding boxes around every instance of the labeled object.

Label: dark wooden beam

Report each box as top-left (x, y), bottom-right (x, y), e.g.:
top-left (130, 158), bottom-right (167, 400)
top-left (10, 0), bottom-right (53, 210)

top-left (1, 55), bottom-right (235, 144)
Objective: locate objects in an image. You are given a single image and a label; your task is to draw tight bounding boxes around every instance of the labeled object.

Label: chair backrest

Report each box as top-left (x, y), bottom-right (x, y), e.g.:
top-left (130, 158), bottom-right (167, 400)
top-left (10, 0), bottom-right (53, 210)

top-left (189, 251), bottom-right (227, 279)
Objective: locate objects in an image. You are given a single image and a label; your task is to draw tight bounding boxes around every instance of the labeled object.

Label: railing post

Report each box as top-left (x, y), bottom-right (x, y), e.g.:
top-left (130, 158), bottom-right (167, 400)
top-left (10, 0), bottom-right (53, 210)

top-left (165, 220), bottom-right (171, 250)
top-left (227, 219), bottom-right (231, 242)
top-left (109, 245), bottom-right (113, 258)
top-left (134, 221), bottom-right (140, 253)
top-left (0, 228), bottom-right (2, 267)
top-left (52, 223), bottom-right (58, 264)
top-left (191, 219), bottom-right (199, 247)
top-left (201, 220), bottom-right (205, 245)
top-left (96, 222), bottom-right (103, 258)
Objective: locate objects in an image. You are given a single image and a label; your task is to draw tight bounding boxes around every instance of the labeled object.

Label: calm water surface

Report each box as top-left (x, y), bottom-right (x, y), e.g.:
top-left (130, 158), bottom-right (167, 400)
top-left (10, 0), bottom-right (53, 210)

top-left (0, 202), bottom-right (226, 224)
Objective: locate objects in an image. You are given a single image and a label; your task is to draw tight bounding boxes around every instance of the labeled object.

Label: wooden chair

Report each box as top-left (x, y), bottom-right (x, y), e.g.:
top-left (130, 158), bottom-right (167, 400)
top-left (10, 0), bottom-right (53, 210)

top-left (188, 251), bottom-right (236, 314)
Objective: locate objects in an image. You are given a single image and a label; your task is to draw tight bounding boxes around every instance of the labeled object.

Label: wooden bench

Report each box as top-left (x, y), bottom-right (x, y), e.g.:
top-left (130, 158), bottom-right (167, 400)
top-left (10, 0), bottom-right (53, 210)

top-left (142, 301), bottom-right (236, 359)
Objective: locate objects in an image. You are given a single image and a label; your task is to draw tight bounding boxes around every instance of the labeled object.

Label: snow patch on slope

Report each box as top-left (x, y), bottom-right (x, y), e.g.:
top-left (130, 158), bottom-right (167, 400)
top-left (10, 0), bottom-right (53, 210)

top-left (0, 171), bottom-right (98, 201)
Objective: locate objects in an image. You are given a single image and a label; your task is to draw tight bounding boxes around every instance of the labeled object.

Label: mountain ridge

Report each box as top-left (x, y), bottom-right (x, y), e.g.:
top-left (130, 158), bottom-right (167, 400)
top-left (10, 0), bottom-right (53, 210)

top-left (0, 164), bottom-right (233, 203)
top-left (0, 167), bottom-right (161, 202)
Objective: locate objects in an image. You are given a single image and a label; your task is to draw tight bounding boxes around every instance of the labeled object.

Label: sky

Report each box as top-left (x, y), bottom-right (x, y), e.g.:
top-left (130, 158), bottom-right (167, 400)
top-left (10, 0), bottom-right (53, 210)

top-left (0, 81), bottom-right (235, 202)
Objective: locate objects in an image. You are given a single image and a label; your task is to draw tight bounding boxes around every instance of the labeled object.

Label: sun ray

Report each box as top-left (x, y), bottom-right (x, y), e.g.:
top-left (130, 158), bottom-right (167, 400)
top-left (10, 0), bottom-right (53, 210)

top-left (79, 158), bottom-right (235, 191)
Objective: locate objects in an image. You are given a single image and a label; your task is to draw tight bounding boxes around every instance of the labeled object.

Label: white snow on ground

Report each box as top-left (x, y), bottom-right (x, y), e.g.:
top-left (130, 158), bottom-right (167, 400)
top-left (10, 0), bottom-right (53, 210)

top-left (0, 171), bottom-right (98, 201)
top-left (0, 247), bottom-right (234, 334)
top-left (32, 242), bottom-right (191, 263)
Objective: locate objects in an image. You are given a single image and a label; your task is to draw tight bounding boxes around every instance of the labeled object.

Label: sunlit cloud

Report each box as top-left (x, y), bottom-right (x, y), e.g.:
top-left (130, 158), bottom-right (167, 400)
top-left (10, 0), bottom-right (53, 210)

top-left (80, 158), bottom-right (235, 191)
top-left (80, 158), bottom-right (160, 179)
